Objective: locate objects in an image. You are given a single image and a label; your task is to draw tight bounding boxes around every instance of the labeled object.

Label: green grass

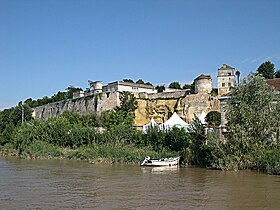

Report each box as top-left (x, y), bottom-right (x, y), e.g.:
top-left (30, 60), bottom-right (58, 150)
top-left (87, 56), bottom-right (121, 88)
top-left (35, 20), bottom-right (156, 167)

top-left (4, 141), bottom-right (177, 164)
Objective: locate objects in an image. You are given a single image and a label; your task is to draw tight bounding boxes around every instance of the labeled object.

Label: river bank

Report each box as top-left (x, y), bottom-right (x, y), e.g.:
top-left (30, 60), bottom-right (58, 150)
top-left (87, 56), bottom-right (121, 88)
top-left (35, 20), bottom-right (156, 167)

top-left (0, 141), bottom-right (177, 165)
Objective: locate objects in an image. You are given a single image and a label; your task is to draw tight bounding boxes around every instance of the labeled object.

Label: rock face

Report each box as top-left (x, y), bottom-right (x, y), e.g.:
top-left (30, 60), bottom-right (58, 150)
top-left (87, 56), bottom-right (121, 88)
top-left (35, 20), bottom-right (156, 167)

top-left (32, 91), bottom-right (220, 127)
top-left (134, 92), bottom-right (220, 127)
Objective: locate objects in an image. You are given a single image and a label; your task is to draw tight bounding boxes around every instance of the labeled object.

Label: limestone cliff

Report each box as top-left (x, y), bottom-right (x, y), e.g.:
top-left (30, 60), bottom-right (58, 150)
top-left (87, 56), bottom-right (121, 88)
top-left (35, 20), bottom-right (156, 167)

top-left (33, 91), bottom-right (220, 127)
top-left (134, 92), bottom-right (220, 127)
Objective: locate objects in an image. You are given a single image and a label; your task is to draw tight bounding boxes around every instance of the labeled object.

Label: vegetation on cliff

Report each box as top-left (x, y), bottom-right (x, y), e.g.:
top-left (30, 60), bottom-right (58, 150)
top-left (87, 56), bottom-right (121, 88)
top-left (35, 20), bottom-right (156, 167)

top-left (24, 86), bottom-right (82, 108)
top-left (0, 77), bottom-right (279, 174)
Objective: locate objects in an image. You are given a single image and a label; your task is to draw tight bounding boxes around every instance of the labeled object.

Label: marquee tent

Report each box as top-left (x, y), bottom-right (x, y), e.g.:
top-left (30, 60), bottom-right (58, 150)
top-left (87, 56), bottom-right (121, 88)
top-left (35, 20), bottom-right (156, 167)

top-left (160, 112), bottom-right (188, 130)
top-left (198, 111), bottom-right (207, 124)
top-left (142, 118), bottom-right (159, 133)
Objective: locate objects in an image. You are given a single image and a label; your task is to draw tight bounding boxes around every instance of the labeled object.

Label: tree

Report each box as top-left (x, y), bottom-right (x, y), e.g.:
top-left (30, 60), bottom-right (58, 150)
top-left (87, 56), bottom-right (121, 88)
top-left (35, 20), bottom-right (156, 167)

top-left (156, 85), bottom-right (165, 93)
top-left (275, 70), bottom-right (280, 78)
top-left (205, 111), bottom-right (221, 128)
top-left (66, 86), bottom-right (83, 99)
top-left (183, 83), bottom-right (195, 91)
top-left (225, 75), bottom-right (278, 169)
top-left (182, 84), bottom-right (191, 89)
top-left (116, 91), bottom-right (138, 114)
top-left (145, 82), bottom-right (153, 86)
top-left (136, 79), bottom-right (145, 84)
top-left (235, 70), bottom-right (241, 85)
top-left (256, 61), bottom-right (275, 79)
top-left (123, 79), bottom-right (134, 83)
top-left (169, 82), bottom-right (181, 89)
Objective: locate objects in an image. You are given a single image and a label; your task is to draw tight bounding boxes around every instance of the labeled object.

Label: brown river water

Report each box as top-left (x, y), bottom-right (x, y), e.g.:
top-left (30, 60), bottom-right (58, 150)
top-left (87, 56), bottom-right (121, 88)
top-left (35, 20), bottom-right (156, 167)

top-left (0, 158), bottom-right (279, 209)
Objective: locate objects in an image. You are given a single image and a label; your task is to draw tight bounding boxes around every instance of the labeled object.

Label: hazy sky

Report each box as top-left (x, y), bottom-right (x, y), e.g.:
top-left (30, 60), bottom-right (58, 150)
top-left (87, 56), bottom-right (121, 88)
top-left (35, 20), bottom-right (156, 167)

top-left (1, 0), bottom-right (280, 110)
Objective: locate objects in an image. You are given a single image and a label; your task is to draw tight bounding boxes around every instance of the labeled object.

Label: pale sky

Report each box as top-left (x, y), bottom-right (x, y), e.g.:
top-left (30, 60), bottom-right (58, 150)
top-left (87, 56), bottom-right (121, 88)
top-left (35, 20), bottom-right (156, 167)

top-left (1, 0), bottom-right (280, 109)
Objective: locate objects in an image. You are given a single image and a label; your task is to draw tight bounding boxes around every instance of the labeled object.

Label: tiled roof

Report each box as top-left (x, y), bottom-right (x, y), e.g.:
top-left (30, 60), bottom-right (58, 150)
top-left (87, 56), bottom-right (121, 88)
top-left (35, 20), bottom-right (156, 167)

top-left (194, 74), bottom-right (211, 80)
top-left (266, 78), bottom-right (280, 91)
top-left (219, 64), bottom-right (234, 69)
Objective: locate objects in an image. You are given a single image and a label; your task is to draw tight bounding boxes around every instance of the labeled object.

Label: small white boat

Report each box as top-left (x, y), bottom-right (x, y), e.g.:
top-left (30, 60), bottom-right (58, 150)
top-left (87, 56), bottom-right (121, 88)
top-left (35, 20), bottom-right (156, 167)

top-left (140, 156), bottom-right (180, 166)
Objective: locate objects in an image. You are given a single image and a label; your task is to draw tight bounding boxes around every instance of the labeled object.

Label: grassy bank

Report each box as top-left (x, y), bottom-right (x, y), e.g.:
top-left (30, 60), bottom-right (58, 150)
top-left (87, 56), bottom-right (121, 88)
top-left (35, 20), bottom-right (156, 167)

top-left (0, 141), bottom-right (177, 165)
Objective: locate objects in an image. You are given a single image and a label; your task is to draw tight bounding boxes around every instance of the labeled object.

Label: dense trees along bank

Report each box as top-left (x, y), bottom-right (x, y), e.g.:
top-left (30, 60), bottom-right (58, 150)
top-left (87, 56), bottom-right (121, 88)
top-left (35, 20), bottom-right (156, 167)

top-left (0, 74), bottom-right (279, 174)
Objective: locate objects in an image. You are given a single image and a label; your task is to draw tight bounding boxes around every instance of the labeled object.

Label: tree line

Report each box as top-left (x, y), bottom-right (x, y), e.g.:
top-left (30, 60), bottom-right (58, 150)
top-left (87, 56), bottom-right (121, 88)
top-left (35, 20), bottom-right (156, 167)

top-left (0, 62), bottom-right (279, 174)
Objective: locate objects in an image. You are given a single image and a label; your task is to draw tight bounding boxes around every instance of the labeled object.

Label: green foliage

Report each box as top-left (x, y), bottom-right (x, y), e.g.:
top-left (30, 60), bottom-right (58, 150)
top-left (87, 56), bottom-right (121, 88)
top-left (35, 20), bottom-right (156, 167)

top-left (156, 85), bottom-right (165, 93)
top-left (169, 81), bottom-right (181, 89)
top-left (256, 61), bottom-right (275, 79)
top-left (24, 86), bottom-right (82, 108)
top-left (115, 91), bottom-right (138, 114)
top-left (142, 126), bottom-right (189, 155)
top-left (205, 111), bottom-right (221, 128)
top-left (123, 79), bottom-right (134, 83)
top-left (275, 70), bottom-right (280, 78)
top-left (145, 82), bottom-right (153, 86)
top-left (224, 75), bottom-right (279, 170)
top-left (136, 79), bottom-right (145, 84)
top-left (236, 70), bottom-right (241, 84)
top-left (188, 116), bottom-right (212, 166)
top-left (103, 110), bottom-right (134, 128)
top-left (164, 127), bottom-right (190, 152)
top-left (183, 83), bottom-right (195, 91)
top-left (211, 89), bottom-right (218, 96)
top-left (0, 104), bottom-right (32, 145)
top-left (66, 86), bottom-right (83, 99)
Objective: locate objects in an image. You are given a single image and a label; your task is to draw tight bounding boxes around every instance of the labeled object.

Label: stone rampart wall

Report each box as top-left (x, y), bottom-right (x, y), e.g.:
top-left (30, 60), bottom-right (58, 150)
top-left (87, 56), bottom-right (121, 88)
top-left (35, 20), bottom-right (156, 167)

top-left (32, 92), bottom-right (119, 120)
top-left (32, 91), bottom-right (220, 128)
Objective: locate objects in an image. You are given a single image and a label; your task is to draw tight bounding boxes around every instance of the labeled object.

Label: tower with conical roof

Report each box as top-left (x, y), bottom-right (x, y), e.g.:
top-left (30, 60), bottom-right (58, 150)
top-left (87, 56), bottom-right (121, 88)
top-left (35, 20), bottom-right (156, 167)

top-left (217, 64), bottom-right (235, 96)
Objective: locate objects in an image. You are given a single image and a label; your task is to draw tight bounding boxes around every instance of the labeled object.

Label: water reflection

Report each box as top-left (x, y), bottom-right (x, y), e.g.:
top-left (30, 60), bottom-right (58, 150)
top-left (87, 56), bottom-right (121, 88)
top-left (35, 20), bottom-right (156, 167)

top-left (0, 158), bottom-right (279, 209)
top-left (141, 166), bottom-right (179, 174)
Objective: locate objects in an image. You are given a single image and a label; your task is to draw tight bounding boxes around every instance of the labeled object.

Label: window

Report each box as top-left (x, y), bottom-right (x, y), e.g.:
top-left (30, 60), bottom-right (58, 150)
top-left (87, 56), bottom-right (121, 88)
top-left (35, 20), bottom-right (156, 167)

top-left (222, 83), bottom-right (225, 87)
top-left (228, 83), bottom-right (231, 87)
top-left (132, 87), bottom-right (138, 90)
top-left (228, 73), bottom-right (231, 76)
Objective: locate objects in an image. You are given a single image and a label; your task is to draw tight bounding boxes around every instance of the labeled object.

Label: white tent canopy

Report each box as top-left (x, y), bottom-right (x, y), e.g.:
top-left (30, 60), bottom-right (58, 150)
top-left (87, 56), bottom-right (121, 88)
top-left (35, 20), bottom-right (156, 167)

top-left (143, 118), bottom-right (159, 133)
top-left (198, 111), bottom-right (207, 124)
top-left (160, 112), bottom-right (188, 130)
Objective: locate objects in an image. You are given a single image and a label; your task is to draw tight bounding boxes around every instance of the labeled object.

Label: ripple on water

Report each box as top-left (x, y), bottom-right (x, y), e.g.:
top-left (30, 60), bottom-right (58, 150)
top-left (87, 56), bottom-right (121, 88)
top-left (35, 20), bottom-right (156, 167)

top-left (0, 158), bottom-right (279, 209)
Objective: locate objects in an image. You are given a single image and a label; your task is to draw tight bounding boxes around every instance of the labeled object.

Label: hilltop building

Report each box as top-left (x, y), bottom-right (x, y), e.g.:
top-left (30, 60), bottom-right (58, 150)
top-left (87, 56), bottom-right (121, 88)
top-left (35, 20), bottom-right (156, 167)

top-left (217, 64), bottom-right (235, 96)
top-left (102, 81), bottom-right (157, 94)
top-left (194, 74), bottom-right (212, 94)
top-left (33, 63), bottom-right (236, 127)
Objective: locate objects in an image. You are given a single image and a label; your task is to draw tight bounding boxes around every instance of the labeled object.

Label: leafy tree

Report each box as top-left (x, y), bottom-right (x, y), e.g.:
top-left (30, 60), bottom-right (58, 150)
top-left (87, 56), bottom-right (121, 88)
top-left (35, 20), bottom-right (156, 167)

top-left (275, 70), bottom-right (280, 78)
top-left (0, 104), bottom-right (32, 145)
top-left (136, 79), bottom-right (145, 84)
top-left (116, 91), bottom-right (137, 114)
top-left (225, 75), bottom-right (278, 169)
top-left (164, 127), bottom-right (190, 152)
top-left (256, 61), bottom-right (275, 79)
top-left (205, 111), bottom-right (221, 128)
top-left (182, 84), bottom-right (191, 89)
top-left (66, 86), bottom-right (83, 99)
top-left (169, 82), bottom-right (181, 89)
top-left (145, 82), bottom-right (153, 86)
top-left (188, 116), bottom-right (211, 166)
top-left (235, 70), bottom-right (241, 84)
top-left (155, 85), bottom-right (165, 93)
top-left (123, 79), bottom-right (134, 83)
top-left (211, 89), bottom-right (218, 96)
top-left (183, 83), bottom-right (195, 91)
top-left (102, 92), bottom-right (138, 128)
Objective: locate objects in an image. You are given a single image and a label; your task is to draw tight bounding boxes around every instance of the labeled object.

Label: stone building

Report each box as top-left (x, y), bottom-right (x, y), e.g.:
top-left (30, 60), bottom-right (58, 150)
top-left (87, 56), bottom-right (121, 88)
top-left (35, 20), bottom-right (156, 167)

top-left (102, 81), bottom-right (157, 94)
top-left (33, 64), bottom-right (230, 127)
top-left (217, 64), bottom-right (235, 96)
top-left (194, 74), bottom-right (212, 94)
top-left (89, 81), bottom-right (103, 94)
